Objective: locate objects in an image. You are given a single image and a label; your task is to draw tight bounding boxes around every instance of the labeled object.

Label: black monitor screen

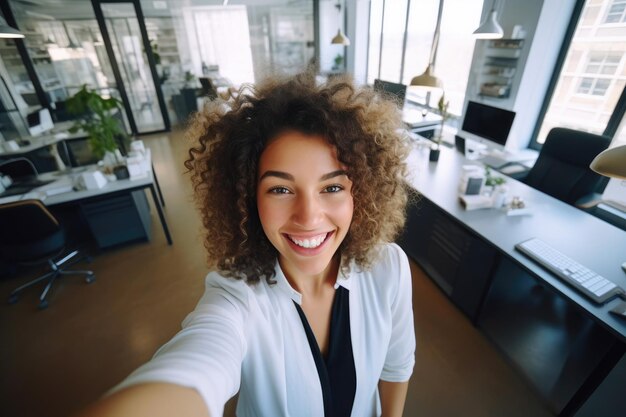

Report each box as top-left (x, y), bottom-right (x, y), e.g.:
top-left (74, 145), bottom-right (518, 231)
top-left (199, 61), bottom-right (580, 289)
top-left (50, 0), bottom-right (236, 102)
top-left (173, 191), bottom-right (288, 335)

top-left (461, 101), bottom-right (515, 146)
top-left (374, 79), bottom-right (407, 103)
top-left (26, 110), bottom-right (41, 128)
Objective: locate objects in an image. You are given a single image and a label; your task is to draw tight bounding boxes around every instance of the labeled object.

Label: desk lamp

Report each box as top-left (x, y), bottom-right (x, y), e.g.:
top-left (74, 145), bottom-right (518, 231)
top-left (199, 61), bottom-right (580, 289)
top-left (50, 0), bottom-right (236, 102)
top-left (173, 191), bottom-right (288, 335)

top-left (590, 144), bottom-right (626, 272)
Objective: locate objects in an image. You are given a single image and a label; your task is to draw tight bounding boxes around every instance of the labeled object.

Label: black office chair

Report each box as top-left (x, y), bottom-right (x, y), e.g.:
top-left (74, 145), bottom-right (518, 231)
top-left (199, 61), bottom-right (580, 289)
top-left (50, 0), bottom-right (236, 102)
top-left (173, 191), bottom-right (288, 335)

top-left (523, 127), bottom-right (611, 205)
top-left (199, 77), bottom-right (219, 100)
top-left (0, 199), bottom-right (95, 309)
top-left (0, 157), bottom-right (38, 179)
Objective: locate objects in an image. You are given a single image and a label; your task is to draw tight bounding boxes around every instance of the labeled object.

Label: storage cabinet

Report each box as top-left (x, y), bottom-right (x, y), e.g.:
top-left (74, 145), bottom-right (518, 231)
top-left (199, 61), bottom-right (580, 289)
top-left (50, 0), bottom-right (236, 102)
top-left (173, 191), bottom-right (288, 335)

top-left (479, 39), bottom-right (524, 99)
top-left (396, 196), bottom-right (497, 321)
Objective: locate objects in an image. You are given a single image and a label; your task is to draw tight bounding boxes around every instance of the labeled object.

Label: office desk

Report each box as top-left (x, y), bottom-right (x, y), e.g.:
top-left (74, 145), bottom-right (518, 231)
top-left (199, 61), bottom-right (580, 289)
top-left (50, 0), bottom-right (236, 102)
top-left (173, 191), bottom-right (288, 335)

top-left (1, 166), bottom-right (172, 248)
top-left (399, 144), bottom-right (626, 416)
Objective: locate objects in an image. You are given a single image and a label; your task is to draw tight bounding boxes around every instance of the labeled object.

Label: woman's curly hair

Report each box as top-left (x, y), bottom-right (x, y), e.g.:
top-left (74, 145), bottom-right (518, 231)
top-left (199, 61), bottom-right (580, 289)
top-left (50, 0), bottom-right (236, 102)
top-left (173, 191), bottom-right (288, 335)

top-left (185, 72), bottom-right (410, 283)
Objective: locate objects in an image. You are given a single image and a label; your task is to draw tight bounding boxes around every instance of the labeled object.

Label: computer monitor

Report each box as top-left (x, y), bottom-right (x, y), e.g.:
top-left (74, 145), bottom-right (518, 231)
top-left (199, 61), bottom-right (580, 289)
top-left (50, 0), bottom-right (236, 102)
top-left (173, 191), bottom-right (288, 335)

top-left (459, 101), bottom-right (515, 152)
top-left (26, 107), bottom-right (54, 136)
top-left (373, 79), bottom-right (407, 106)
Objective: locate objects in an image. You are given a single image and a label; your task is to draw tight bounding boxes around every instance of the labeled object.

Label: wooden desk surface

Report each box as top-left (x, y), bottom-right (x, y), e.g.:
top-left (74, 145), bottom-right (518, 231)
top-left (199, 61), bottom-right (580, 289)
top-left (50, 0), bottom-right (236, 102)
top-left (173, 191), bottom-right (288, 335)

top-left (405, 142), bottom-right (626, 342)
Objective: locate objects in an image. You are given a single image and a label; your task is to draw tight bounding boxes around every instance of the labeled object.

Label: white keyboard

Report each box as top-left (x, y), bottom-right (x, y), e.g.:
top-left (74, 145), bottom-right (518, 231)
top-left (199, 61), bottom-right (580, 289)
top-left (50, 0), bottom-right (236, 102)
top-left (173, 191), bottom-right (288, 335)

top-left (515, 238), bottom-right (624, 304)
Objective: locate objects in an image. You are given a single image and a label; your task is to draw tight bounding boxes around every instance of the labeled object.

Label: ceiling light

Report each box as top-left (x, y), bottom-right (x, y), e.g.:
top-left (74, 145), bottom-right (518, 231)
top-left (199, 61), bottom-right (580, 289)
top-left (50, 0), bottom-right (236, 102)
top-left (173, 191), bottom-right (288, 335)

top-left (0, 16), bottom-right (24, 39)
top-left (473, 0), bottom-right (504, 39)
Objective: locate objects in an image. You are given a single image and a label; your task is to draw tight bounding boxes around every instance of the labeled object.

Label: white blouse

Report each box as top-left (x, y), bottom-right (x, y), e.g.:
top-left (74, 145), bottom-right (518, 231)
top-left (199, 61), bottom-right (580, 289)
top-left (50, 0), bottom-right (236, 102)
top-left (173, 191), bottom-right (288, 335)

top-left (111, 243), bottom-right (415, 417)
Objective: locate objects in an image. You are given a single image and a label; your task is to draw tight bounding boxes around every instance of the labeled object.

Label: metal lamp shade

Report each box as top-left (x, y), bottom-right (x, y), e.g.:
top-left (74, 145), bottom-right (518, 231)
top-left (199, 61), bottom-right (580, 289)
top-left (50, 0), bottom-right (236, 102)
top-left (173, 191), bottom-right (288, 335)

top-left (590, 145), bottom-right (626, 180)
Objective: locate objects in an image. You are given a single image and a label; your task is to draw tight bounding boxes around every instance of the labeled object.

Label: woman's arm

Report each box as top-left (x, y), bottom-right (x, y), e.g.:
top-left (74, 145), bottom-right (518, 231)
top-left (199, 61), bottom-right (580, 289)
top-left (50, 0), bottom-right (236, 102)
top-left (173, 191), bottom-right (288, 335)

top-left (379, 380), bottom-right (409, 417)
top-left (75, 383), bottom-right (209, 417)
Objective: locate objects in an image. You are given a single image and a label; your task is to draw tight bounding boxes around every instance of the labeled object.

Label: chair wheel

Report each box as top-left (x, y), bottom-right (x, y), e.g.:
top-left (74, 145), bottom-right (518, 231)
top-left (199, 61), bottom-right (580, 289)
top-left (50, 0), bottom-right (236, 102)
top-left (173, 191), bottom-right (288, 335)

top-left (8, 294), bottom-right (18, 304)
top-left (86, 274), bottom-right (96, 284)
top-left (38, 300), bottom-right (49, 310)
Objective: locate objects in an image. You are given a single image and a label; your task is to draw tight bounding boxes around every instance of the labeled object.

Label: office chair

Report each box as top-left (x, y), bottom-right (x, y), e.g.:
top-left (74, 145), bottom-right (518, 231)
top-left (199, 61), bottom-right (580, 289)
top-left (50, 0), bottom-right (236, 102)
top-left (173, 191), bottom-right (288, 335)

top-left (523, 127), bottom-right (611, 205)
top-left (199, 77), bottom-right (219, 100)
top-left (0, 199), bottom-right (95, 309)
top-left (0, 157), bottom-right (38, 179)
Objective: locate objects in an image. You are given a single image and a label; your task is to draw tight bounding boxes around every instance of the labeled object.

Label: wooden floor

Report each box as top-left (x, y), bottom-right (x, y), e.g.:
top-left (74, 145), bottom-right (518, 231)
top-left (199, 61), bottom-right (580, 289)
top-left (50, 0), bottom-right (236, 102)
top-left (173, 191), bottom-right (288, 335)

top-left (0, 129), bottom-right (553, 417)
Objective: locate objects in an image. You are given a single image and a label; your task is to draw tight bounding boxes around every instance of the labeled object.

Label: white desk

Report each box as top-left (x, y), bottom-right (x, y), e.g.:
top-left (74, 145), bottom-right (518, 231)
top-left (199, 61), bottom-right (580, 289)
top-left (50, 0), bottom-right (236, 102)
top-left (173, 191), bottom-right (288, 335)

top-left (399, 143), bottom-right (626, 416)
top-left (1, 165), bottom-right (172, 247)
top-left (0, 121), bottom-right (83, 157)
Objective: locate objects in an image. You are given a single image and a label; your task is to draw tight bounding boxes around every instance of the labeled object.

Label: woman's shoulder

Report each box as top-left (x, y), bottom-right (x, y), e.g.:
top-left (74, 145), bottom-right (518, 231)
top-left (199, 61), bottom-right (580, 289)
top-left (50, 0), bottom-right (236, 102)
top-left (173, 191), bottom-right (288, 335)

top-left (369, 242), bottom-right (409, 274)
top-left (352, 243), bottom-right (410, 291)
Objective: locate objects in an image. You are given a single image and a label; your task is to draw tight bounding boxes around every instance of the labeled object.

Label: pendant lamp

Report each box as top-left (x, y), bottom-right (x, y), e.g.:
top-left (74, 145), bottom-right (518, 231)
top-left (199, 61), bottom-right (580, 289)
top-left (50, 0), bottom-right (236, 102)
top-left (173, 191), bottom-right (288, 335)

top-left (473, 0), bottom-right (504, 39)
top-left (590, 145), bottom-right (626, 180)
top-left (331, 1), bottom-right (350, 46)
top-left (410, 0), bottom-right (444, 89)
top-left (0, 16), bottom-right (24, 39)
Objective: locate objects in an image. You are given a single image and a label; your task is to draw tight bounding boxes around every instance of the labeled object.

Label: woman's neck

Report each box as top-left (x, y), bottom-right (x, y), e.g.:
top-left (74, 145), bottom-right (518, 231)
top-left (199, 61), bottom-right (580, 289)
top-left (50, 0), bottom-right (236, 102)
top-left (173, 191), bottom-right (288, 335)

top-left (280, 255), bottom-right (340, 297)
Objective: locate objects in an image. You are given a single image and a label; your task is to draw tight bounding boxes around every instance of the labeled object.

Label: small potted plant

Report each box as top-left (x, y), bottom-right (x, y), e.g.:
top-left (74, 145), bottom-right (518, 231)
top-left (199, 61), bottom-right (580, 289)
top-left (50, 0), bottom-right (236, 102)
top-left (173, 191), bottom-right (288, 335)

top-left (66, 85), bottom-right (129, 169)
top-left (430, 93), bottom-right (449, 162)
top-left (332, 54), bottom-right (344, 71)
top-left (484, 166), bottom-right (508, 207)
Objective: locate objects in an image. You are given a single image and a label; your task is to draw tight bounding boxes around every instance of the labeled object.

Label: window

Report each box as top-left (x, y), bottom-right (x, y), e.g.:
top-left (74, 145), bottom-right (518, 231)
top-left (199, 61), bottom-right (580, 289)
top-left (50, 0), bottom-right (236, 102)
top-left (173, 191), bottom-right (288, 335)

top-left (366, 0), bottom-right (483, 117)
top-left (604, 0), bottom-right (626, 23)
top-left (534, 0), bottom-right (626, 145)
top-left (577, 53), bottom-right (621, 95)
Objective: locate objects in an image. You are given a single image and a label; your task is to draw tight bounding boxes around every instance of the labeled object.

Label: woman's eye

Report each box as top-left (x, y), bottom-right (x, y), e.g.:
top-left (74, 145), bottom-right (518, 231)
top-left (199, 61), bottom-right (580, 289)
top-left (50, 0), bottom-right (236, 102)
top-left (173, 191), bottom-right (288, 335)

top-left (269, 186), bottom-right (291, 194)
top-left (323, 185), bottom-right (344, 193)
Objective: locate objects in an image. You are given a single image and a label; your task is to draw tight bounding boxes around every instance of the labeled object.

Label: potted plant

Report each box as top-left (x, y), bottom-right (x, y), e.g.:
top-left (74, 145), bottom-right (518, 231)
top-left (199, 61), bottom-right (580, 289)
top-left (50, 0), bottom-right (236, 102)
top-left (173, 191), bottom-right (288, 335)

top-left (66, 85), bottom-right (129, 168)
top-left (484, 166), bottom-right (508, 207)
top-left (430, 93), bottom-right (450, 162)
top-left (332, 54), bottom-right (344, 71)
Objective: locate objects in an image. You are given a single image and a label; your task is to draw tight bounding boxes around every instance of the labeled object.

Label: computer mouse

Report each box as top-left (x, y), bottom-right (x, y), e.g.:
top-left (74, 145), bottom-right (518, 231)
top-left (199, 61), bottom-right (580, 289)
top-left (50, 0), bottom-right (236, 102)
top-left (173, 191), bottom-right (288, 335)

top-left (20, 140), bottom-right (31, 146)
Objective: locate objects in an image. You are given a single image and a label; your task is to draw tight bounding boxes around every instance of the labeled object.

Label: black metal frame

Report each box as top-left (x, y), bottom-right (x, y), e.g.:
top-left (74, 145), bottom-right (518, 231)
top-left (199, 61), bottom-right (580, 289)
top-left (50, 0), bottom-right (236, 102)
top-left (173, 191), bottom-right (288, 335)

top-left (0, 2), bottom-right (50, 110)
top-left (529, 0), bottom-right (626, 150)
top-left (91, 0), bottom-right (170, 135)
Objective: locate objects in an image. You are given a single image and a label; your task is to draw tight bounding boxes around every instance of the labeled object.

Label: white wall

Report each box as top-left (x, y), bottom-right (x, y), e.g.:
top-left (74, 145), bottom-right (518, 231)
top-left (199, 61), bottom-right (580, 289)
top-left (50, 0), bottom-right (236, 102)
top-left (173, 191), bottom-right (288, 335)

top-left (462, 0), bottom-right (577, 151)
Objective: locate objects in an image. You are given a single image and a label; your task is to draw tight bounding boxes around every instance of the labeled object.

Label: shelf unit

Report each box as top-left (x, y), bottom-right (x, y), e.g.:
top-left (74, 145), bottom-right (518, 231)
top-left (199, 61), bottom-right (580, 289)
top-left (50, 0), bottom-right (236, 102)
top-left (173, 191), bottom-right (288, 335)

top-left (479, 38), bottom-right (524, 99)
top-left (0, 31), bottom-right (66, 105)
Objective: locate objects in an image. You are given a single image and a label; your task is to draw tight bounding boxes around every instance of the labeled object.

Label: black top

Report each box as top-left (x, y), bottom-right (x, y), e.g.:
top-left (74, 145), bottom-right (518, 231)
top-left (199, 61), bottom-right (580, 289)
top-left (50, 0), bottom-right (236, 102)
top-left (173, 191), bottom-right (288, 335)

top-left (294, 286), bottom-right (356, 417)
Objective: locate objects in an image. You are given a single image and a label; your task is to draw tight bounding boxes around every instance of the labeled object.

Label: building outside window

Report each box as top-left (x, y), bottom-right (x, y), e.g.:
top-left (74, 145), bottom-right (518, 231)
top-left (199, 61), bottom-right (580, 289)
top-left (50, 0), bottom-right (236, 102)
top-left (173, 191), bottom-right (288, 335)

top-left (577, 52), bottom-right (621, 95)
top-left (604, 0), bottom-right (626, 23)
top-left (535, 0), bottom-right (626, 145)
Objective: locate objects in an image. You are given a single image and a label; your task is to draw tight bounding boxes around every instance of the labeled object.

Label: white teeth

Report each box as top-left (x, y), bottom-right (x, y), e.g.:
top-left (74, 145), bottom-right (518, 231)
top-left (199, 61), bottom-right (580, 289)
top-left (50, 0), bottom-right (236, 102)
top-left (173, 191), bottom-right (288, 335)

top-left (289, 233), bottom-right (327, 249)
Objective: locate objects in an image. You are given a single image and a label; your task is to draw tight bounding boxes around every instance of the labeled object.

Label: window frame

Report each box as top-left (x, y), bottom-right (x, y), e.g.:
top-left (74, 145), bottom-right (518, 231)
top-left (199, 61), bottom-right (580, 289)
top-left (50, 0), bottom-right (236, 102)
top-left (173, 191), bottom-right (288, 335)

top-left (529, 0), bottom-right (626, 150)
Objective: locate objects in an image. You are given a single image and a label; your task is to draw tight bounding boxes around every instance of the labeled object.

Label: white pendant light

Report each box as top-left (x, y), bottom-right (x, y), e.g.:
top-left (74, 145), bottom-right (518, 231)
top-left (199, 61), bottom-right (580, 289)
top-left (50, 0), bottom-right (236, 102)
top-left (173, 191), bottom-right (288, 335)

top-left (473, 0), bottom-right (504, 39)
top-left (410, 0), bottom-right (444, 90)
top-left (331, 1), bottom-right (350, 46)
top-left (0, 16), bottom-right (24, 39)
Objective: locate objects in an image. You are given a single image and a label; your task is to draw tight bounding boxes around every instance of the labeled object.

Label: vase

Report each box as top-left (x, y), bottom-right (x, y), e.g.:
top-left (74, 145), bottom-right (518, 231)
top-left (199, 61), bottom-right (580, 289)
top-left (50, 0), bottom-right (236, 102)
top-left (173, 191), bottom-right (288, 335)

top-left (429, 147), bottom-right (440, 162)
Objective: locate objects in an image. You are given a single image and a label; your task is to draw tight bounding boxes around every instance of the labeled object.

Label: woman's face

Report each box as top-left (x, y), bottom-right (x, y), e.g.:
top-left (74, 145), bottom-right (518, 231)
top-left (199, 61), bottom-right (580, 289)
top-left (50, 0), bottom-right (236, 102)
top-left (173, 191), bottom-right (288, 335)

top-left (257, 131), bottom-right (354, 281)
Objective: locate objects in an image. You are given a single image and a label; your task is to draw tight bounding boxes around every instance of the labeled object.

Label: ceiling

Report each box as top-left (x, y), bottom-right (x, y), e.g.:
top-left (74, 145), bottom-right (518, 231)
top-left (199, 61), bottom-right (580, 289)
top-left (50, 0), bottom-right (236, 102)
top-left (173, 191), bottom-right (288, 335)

top-left (9, 0), bottom-right (311, 21)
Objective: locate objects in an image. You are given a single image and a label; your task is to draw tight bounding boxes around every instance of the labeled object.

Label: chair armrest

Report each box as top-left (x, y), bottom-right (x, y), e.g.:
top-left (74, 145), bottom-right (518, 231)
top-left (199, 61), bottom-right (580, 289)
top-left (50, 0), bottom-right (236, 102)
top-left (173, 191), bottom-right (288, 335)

top-left (575, 192), bottom-right (603, 209)
top-left (497, 162), bottom-right (531, 181)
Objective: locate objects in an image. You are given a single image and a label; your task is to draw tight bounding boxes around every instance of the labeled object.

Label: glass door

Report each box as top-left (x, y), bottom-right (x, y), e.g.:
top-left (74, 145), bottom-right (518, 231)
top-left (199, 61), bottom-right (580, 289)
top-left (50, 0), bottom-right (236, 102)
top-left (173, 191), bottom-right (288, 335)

top-left (93, 0), bottom-right (169, 134)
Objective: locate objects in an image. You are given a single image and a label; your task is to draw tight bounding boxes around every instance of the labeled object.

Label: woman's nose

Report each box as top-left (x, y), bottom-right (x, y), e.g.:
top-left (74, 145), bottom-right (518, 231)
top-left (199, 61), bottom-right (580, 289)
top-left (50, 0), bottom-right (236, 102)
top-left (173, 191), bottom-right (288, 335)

top-left (292, 194), bottom-right (324, 228)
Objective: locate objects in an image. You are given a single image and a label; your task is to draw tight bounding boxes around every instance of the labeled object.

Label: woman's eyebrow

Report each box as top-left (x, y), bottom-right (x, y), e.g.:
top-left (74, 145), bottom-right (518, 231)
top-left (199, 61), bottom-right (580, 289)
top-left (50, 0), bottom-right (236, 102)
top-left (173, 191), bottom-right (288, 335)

top-left (259, 170), bottom-right (294, 181)
top-left (319, 170), bottom-right (347, 181)
top-left (259, 169), bottom-right (347, 182)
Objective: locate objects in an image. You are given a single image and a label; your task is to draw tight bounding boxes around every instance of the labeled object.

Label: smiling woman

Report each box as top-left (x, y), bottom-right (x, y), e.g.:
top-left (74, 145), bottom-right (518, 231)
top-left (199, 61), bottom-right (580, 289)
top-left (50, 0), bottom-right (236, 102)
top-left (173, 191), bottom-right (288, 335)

top-left (77, 73), bottom-right (415, 417)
